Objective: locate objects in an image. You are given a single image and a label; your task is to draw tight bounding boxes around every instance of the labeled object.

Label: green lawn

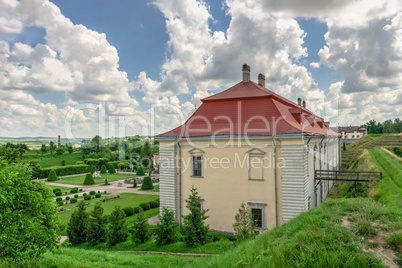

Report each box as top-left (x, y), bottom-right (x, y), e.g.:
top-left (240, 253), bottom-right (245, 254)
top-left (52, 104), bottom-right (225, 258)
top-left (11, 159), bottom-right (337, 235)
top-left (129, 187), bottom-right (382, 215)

top-left (23, 151), bottom-right (83, 168)
top-left (55, 173), bottom-right (134, 185)
top-left (57, 193), bottom-right (159, 233)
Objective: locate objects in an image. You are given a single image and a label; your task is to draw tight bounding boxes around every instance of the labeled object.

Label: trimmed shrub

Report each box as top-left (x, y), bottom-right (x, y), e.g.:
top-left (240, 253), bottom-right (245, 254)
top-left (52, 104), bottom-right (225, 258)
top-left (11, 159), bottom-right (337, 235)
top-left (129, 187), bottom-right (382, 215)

top-left (65, 191), bottom-right (68, 195)
top-left (70, 187), bottom-right (78, 194)
top-left (95, 193), bottom-right (101, 198)
top-left (133, 207), bottom-right (140, 214)
top-left (47, 169), bottom-right (58, 182)
top-left (79, 189), bottom-right (83, 192)
top-left (56, 197), bottom-right (62, 202)
top-left (122, 207), bottom-right (134, 217)
top-left (100, 164), bottom-right (107, 174)
top-left (54, 191), bottom-right (62, 197)
top-left (133, 178), bottom-right (137, 188)
top-left (139, 203), bottom-right (150, 211)
top-left (65, 196), bottom-right (70, 201)
top-left (90, 165), bottom-right (96, 174)
top-left (83, 193), bottom-right (87, 196)
top-left (141, 176), bottom-right (154, 190)
top-left (57, 201), bottom-right (63, 206)
top-left (70, 198), bottom-right (77, 204)
top-left (149, 200), bottom-right (159, 208)
top-left (74, 194), bottom-right (79, 198)
top-left (52, 188), bottom-right (61, 194)
top-left (104, 191), bottom-right (107, 194)
top-left (108, 163), bottom-right (116, 174)
top-left (136, 166), bottom-right (145, 176)
top-left (84, 195), bottom-right (92, 201)
top-left (83, 173), bottom-right (95, 185)
top-left (89, 190), bottom-right (96, 196)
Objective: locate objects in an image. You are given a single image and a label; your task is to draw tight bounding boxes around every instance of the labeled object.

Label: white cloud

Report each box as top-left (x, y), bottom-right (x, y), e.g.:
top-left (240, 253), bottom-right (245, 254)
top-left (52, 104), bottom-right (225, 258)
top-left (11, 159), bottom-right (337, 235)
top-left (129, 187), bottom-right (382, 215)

top-left (310, 62), bottom-right (320, 68)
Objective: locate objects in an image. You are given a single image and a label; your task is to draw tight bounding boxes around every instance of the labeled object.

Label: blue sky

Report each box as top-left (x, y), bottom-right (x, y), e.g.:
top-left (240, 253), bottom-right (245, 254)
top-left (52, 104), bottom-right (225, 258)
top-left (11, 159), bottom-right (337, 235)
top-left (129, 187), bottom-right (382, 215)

top-left (1, 0), bottom-right (402, 137)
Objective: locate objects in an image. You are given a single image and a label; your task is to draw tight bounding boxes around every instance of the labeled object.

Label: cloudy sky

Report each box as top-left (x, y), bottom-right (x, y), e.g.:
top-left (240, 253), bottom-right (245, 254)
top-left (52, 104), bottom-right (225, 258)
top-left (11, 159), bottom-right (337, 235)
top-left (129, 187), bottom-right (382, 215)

top-left (1, 0), bottom-right (402, 138)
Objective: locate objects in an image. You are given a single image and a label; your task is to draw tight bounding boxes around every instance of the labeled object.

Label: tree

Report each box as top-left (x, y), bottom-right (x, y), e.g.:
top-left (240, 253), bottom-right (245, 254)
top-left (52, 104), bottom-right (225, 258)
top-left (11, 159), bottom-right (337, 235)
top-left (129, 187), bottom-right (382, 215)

top-left (67, 201), bottom-right (89, 245)
top-left (233, 202), bottom-right (256, 241)
top-left (136, 166), bottom-right (145, 176)
top-left (47, 169), bottom-right (58, 182)
top-left (91, 135), bottom-right (104, 153)
top-left (56, 146), bottom-right (65, 155)
top-left (131, 208), bottom-right (150, 244)
top-left (182, 186), bottom-right (209, 247)
top-left (40, 144), bottom-right (48, 156)
top-left (66, 143), bottom-right (74, 154)
top-left (133, 177), bottom-right (137, 188)
top-left (90, 165), bottom-right (96, 174)
top-left (0, 162), bottom-right (60, 260)
top-left (108, 163), bottom-right (116, 174)
top-left (101, 164), bottom-right (107, 174)
top-left (342, 142), bottom-right (346, 151)
top-left (49, 141), bottom-right (56, 155)
top-left (155, 207), bottom-right (179, 246)
top-left (83, 173), bottom-right (95, 185)
top-left (107, 206), bottom-right (129, 246)
top-left (141, 176), bottom-right (154, 190)
top-left (87, 203), bottom-right (107, 246)
top-left (0, 145), bottom-right (18, 163)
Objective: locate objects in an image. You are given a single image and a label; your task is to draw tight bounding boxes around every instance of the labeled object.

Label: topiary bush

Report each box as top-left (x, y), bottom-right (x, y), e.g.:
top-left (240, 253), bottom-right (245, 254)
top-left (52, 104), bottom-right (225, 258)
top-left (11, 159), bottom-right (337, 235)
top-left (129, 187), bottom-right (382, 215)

top-left (79, 188), bottom-right (83, 192)
top-left (52, 188), bottom-right (61, 194)
top-left (70, 187), bottom-right (78, 194)
top-left (141, 176), bottom-right (154, 190)
top-left (104, 191), bottom-right (107, 194)
top-left (47, 169), bottom-right (58, 182)
top-left (65, 196), bottom-right (70, 201)
top-left (95, 193), bottom-right (101, 198)
top-left (133, 178), bottom-right (137, 188)
top-left (90, 165), bottom-right (96, 174)
top-left (84, 195), bottom-right (92, 201)
top-left (133, 207), bottom-right (140, 214)
top-left (149, 200), bottom-right (159, 208)
top-left (54, 191), bottom-right (62, 197)
top-left (57, 201), bottom-right (63, 206)
top-left (100, 164), bottom-right (107, 174)
top-left (108, 163), bottom-right (116, 174)
top-left (122, 207), bottom-right (134, 217)
top-left (70, 198), bottom-right (77, 204)
top-left (139, 203), bottom-right (150, 211)
top-left (83, 173), bottom-right (95, 185)
top-left (74, 194), bottom-right (79, 198)
top-left (89, 190), bottom-right (96, 196)
top-left (56, 197), bottom-right (62, 202)
top-left (136, 166), bottom-right (145, 176)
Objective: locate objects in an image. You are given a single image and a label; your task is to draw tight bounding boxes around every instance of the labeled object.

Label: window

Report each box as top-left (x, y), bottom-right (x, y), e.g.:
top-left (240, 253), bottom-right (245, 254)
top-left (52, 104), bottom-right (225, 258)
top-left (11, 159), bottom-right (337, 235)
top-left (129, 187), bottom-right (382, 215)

top-left (251, 208), bottom-right (263, 228)
top-left (189, 148), bottom-right (205, 177)
top-left (247, 149), bottom-right (265, 180)
top-left (192, 155), bottom-right (202, 176)
top-left (248, 202), bottom-right (266, 229)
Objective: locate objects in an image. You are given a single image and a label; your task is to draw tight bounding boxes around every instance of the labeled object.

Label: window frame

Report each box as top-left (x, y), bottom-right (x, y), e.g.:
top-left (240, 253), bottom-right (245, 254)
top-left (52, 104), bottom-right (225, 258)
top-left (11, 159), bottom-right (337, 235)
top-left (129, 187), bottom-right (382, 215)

top-left (189, 148), bottom-right (205, 178)
top-left (248, 202), bottom-right (267, 229)
top-left (247, 149), bottom-right (265, 181)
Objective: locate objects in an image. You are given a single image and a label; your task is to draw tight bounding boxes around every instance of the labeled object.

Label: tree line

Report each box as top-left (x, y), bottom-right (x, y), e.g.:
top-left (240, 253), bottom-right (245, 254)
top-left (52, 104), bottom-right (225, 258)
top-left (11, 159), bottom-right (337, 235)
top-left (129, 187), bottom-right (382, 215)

top-left (365, 118), bottom-right (402, 134)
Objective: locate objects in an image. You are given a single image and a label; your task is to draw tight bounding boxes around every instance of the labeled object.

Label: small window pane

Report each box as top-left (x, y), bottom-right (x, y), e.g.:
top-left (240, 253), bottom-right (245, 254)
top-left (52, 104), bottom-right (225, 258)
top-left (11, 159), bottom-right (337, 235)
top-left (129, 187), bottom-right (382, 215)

top-left (193, 155), bottom-right (202, 176)
top-left (251, 208), bottom-right (263, 228)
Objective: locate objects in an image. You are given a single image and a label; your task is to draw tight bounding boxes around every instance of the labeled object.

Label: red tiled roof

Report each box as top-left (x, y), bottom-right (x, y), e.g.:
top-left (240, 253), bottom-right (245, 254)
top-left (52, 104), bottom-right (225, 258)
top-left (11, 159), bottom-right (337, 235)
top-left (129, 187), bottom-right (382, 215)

top-left (158, 80), bottom-right (337, 137)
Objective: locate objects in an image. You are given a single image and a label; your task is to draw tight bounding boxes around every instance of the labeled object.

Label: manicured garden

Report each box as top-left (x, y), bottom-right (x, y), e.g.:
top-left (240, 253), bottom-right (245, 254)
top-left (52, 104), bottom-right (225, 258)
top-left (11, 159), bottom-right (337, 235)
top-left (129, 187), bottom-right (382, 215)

top-left (53, 173), bottom-right (135, 185)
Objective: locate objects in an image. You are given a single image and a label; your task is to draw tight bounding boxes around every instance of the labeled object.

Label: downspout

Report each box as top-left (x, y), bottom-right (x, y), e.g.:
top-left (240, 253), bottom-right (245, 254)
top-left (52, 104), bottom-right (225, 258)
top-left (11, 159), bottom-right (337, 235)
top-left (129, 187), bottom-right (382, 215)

top-left (273, 135), bottom-right (279, 226)
top-left (176, 137), bottom-right (182, 224)
top-left (319, 136), bottom-right (325, 203)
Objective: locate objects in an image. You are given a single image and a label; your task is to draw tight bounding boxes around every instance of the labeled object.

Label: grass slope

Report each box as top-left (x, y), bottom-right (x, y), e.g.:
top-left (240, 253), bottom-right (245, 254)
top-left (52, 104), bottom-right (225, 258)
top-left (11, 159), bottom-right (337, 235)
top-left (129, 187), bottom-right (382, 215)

top-left (23, 151), bottom-right (83, 168)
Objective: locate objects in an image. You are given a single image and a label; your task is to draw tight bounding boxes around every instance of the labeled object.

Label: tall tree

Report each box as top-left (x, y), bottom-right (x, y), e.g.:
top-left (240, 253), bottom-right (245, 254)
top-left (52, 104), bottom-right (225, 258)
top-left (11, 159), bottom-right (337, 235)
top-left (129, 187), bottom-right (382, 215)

top-left (67, 201), bottom-right (89, 245)
top-left (182, 186), bottom-right (209, 247)
top-left (49, 141), bottom-right (56, 155)
top-left (131, 208), bottom-right (150, 245)
top-left (0, 162), bottom-right (60, 260)
top-left (155, 207), bottom-right (179, 246)
top-left (87, 203), bottom-right (107, 246)
top-left (40, 144), bottom-right (48, 156)
top-left (106, 206), bottom-right (128, 246)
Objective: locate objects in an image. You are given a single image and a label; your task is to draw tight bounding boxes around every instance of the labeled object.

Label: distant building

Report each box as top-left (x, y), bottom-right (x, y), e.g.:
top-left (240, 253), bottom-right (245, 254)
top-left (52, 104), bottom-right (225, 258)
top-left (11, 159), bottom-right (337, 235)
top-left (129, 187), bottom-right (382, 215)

top-left (156, 64), bottom-right (340, 233)
top-left (332, 126), bottom-right (367, 141)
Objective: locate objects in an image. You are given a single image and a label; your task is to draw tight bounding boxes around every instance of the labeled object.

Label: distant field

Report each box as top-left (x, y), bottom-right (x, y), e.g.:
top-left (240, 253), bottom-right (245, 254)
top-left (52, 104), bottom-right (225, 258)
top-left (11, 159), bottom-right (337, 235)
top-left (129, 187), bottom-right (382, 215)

top-left (0, 137), bottom-right (82, 149)
top-left (23, 151), bottom-right (83, 167)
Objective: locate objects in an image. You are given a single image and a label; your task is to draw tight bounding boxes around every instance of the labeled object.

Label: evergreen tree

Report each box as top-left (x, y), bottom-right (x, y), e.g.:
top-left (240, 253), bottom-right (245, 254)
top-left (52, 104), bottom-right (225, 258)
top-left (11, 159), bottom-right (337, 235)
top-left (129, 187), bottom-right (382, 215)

top-left (107, 206), bottom-right (128, 246)
top-left (90, 165), bottom-right (96, 174)
top-left (155, 207), bottom-right (179, 246)
top-left (40, 144), bottom-right (48, 156)
top-left (67, 201), bottom-right (89, 245)
top-left (136, 166), bottom-right (145, 176)
top-left (108, 163), bottom-right (116, 174)
top-left (49, 141), bottom-right (56, 155)
top-left (233, 202), bottom-right (256, 241)
top-left (100, 164), bottom-right (107, 174)
top-left (182, 186), bottom-right (209, 247)
top-left (133, 177), bottom-right (137, 188)
top-left (83, 173), bottom-right (95, 185)
top-left (87, 203), bottom-right (107, 246)
top-left (141, 176), bottom-right (154, 190)
top-left (131, 208), bottom-right (150, 244)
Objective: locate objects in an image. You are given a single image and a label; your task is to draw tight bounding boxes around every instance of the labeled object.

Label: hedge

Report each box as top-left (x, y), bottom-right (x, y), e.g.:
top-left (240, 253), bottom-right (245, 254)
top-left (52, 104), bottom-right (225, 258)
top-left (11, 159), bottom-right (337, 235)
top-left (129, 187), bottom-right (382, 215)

top-left (149, 200), bottom-right (159, 208)
top-left (122, 207), bottom-right (134, 216)
top-left (38, 164), bottom-right (90, 179)
top-left (139, 203), bottom-right (150, 211)
top-left (84, 158), bottom-right (108, 167)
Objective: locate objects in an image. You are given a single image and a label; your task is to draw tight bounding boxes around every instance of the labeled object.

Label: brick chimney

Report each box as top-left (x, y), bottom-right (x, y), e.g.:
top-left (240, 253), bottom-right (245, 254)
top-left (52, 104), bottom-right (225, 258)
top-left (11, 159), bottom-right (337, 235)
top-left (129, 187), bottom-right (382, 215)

top-left (258, 73), bottom-right (265, 87)
top-left (242, 64), bottom-right (250, 82)
top-left (302, 100), bottom-right (306, 108)
top-left (297, 98), bottom-right (301, 106)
